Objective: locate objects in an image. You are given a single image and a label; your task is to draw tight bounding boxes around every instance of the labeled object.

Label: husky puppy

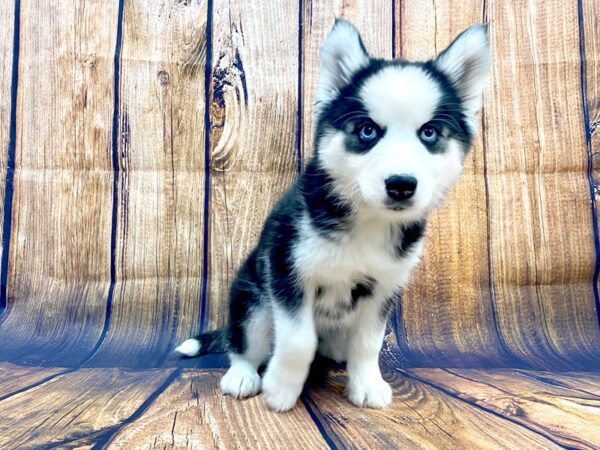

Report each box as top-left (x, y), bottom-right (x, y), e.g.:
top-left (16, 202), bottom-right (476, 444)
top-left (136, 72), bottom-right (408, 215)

top-left (177, 19), bottom-right (490, 412)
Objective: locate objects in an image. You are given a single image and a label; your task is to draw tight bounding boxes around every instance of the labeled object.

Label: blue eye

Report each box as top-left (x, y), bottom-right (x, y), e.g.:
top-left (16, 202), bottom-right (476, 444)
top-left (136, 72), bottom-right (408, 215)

top-left (419, 125), bottom-right (439, 143)
top-left (358, 122), bottom-right (380, 143)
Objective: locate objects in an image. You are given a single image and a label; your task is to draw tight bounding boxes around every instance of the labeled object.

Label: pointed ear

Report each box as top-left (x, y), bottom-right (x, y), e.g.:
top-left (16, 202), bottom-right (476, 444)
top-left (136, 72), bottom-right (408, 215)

top-left (435, 24), bottom-right (491, 116)
top-left (317, 19), bottom-right (370, 104)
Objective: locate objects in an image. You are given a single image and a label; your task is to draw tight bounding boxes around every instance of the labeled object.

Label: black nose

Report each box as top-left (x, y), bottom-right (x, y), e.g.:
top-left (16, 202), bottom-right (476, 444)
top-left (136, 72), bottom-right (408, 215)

top-left (385, 175), bottom-right (417, 201)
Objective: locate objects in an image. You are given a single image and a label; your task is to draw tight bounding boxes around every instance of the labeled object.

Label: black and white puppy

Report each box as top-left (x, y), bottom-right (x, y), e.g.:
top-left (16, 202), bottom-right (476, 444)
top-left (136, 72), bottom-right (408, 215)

top-left (177, 20), bottom-right (490, 412)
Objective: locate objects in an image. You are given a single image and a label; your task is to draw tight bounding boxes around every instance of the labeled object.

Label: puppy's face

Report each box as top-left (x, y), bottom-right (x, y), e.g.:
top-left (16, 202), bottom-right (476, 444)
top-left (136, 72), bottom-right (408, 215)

top-left (315, 21), bottom-right (490, 222)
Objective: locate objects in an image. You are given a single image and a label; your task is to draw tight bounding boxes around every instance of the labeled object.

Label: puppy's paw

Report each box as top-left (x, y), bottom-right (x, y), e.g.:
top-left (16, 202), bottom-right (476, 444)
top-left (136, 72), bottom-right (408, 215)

top-left (346, 377), bottom-right (392, 409)
top-left (261, 371), bottom-right (301, 412)
top-left (220, 365), bottom-right (261, 398)
top-left (262, 385), bottom-right (301, 412)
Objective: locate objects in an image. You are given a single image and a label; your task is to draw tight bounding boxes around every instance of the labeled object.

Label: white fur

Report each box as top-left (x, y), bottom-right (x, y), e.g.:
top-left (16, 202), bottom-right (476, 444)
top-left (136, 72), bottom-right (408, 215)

top-left (361, 66), bottom-right (443, 126)
top-left (262, 301), bottom-right (317, 412)
top-left (294, 212), bottom-right (423, 292)
top-left (220, 306), bottom-right (272, 398)
top-left (220, 354), bottom-right (262, 398)
top-left (174, 338), bottom-right (201, 357)
top-left (293, 213), bottom-right (422, 407)
top-left (346, 300), bottom-right (392, 408)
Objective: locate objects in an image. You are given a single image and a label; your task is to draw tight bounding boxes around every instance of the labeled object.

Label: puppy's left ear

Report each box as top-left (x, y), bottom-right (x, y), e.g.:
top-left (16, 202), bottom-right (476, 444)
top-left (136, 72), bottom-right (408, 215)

top-left (435, 24), bottom-right (491, 117)
top-left (317, 19), bottom-right (370, 105)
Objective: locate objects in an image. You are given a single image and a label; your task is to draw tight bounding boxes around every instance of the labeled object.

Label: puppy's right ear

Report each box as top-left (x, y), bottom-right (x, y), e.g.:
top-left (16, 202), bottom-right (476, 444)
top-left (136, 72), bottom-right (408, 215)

top-left (317, 19), bottom-right (370, 104)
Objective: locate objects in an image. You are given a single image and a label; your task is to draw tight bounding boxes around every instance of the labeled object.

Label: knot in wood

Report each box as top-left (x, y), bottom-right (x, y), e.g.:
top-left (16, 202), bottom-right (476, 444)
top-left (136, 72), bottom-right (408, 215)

top-left (83, 54), bottom-right (96, 68)
top-left (158, 70), bottom-right (170, 86)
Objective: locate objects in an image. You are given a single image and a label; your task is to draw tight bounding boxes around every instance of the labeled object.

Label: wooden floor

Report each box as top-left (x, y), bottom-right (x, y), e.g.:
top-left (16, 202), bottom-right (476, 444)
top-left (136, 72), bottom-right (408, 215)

top-left (1, 0), bottom-right (600, 448)
top-left (1, 353), bottom-right (599, 449)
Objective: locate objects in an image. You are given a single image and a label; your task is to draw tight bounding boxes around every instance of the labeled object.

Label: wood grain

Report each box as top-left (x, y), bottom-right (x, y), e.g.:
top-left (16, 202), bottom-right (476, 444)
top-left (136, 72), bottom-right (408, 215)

top-left (304, 368), bottom-right (562, 449)
top-left (582, 0), bottom-right (600, 316)
top-left (410, 368), bottom-right (600, 449)
top-left (87, 0), bottom-right (208, 367)
top-left (0, 0), bottom-right (15, 290)
top-left (529, 371), bottom-right (600, 396)
top-left (395, 0), bottom-right (515, 367)
top-left (0, 367), bottom-right (174, 449)
top-left (0, 362), bottom-right (64, 397)
top-left (2, 366), bottom-right (598, 449)
top-left (0, 2), bottom-right (599, 448)
top-left (484, 0), bottom-right (600, 369)
top-left (206, 0), bottom-right (300, 329)
top-left (0, 0), bottom-right (118, 365)
top-left (106, 369), bottom-right (330, 449)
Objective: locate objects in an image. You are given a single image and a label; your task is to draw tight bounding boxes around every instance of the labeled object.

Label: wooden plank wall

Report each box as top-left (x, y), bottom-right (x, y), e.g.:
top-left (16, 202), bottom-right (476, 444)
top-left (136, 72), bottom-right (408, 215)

top-left (0, 0), bottom-right (599, 372)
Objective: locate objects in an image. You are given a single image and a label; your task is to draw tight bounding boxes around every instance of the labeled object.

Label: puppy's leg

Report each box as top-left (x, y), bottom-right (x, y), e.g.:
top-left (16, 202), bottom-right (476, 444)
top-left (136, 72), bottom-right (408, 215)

top-left (262, 301), bottom-right (317, 412)
top-left (220, 304), bottom-right (271, 398)
top-left (220, 254), bottom-right (272, 399)
top-left (345, 300), bottom-right (392, 408)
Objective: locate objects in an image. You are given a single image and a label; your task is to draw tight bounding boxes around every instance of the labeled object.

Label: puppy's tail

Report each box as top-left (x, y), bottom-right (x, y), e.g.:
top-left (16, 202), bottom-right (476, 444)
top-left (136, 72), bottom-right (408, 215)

top-left (175, 329), bottom-right (226, 357)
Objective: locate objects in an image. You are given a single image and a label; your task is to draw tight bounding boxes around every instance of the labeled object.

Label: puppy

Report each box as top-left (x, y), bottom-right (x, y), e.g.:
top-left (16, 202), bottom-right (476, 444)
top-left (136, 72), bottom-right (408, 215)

top-left (177, 19), bottom-right (490, 412)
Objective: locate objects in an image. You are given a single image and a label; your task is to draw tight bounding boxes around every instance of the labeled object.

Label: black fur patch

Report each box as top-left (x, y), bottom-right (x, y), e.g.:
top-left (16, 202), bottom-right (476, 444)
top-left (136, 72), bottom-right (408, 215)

top-left (350, 277), bottom-right (376, 307)
top-left (315, 59), bottom-right (388, 154)
top-left (197, 330), bottom-right (226, 354)
top-left (227, 188), bottom-right (307, 354)
top-left (263, 188), bottom-right (305, 311)
top-left (419, 61), bottom-right (474, 152)
top-left (301, 158), bottom-right (353, 237)
top-left (394, 221), bottom-right (426, 258)
top-left (227, 248), bottom-right (265, 354)
top-left (315, 286), bottom-right (324, 299)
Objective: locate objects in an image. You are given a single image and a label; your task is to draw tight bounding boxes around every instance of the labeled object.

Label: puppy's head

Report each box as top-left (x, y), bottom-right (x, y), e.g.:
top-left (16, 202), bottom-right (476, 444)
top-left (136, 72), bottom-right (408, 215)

top-left (315, 19), bottom-right (490, 222)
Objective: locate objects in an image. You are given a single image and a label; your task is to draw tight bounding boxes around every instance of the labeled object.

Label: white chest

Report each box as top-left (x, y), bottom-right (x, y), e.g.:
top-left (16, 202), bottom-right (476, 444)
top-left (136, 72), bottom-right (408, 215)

top-left (293, 215), bottom-right (423, 303)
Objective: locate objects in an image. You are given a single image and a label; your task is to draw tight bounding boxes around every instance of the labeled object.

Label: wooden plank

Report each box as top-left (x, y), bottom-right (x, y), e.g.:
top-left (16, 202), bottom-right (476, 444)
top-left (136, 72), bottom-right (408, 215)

top-left (582, 0), bottom-right (600, 323)
top-left (106, 369), bottom-right (330, 449)
top-left (304, 368), bottom-right (562, 449)
top-left (301, 0), bottom-right (393, 160)
top-left (87, 0), bottom-right (207, 367)
top-left (395, 0), bottom-right (514, 367)
top-left (0, 362), bottom-right (64, 397)
top-left (206, 0), bottom-right (299, 328)
top-left (0, 0), bottom-right (119, 365)
top-left (0, 0), bottom-right (15, 296)
top-left (2, 365), bottom-right (598, 449)
top-left (0, 367), bottom-right (174, 449)
top-left (526, 371), bottom-right (600, 396)
top-left (411, 368), bottom-right (600, 450)
top-left (484, 0), bottom-right (600, 369)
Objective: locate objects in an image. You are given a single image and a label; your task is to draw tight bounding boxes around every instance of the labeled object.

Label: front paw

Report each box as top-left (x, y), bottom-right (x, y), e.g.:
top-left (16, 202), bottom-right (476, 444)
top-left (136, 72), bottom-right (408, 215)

top-left (261, 370), bottom-right (301, 412)
top-left (346, 377), bottom-right (392, 409)
top-left (220, 365), bottom-right (262, 398)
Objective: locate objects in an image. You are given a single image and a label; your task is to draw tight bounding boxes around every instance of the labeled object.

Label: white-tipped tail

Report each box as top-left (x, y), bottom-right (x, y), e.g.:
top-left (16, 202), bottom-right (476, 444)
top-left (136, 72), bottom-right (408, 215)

top-left (175, 338), bottom-right (201, 357)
